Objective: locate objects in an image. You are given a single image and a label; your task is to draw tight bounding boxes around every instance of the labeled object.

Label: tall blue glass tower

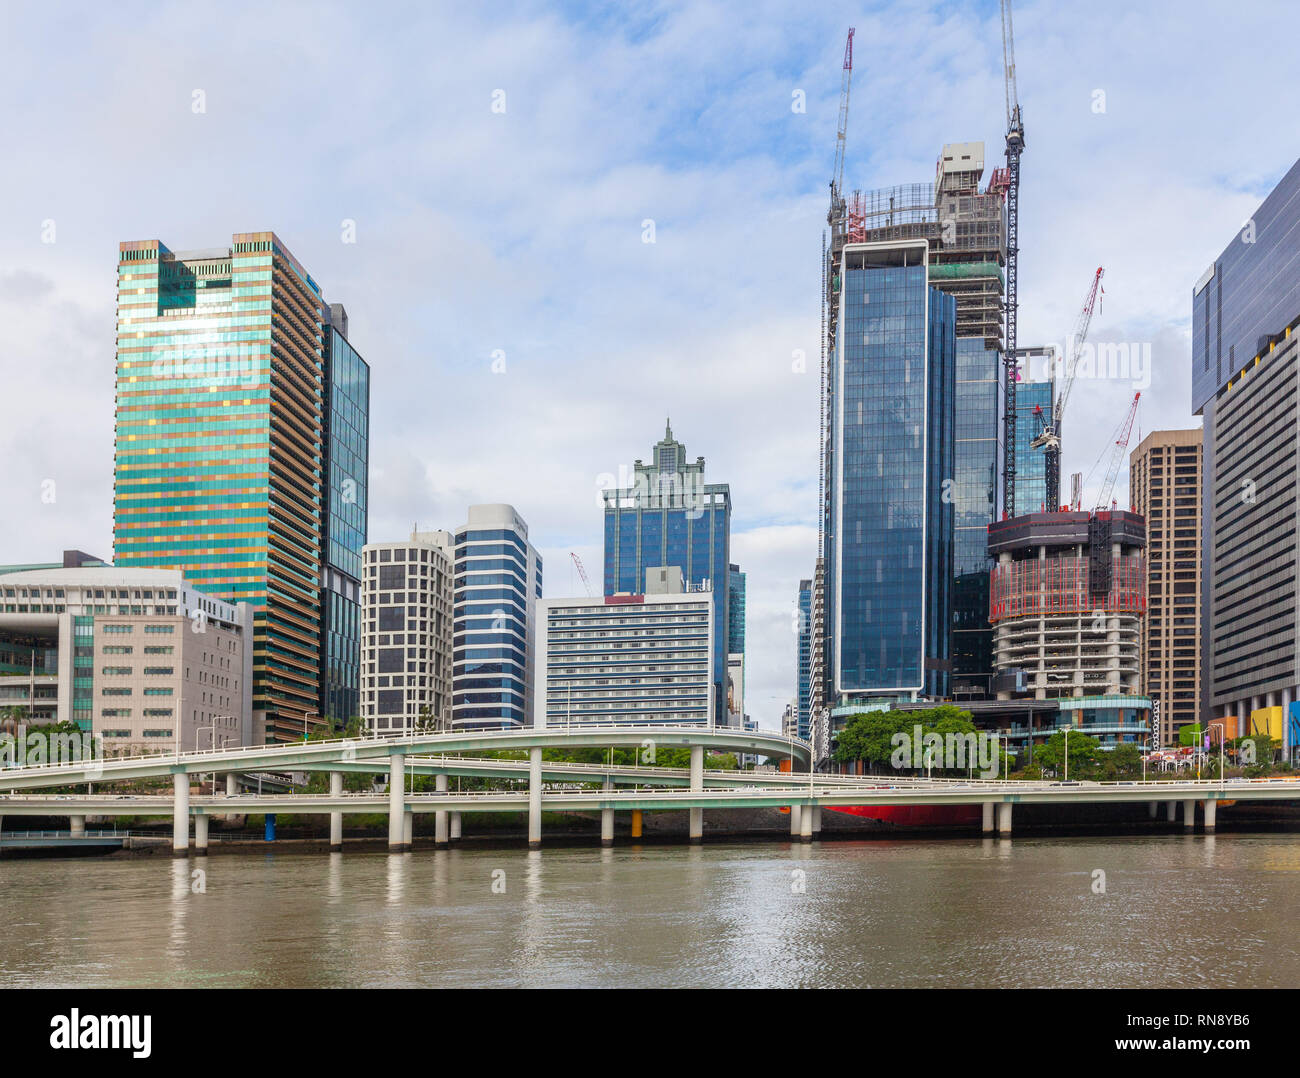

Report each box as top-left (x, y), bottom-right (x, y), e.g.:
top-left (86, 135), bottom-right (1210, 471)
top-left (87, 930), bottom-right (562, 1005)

top-left (797, 577), bottom-right (812, 739)
top-left (602, 423), bottom-right (731, 722)
top-left (826, 240), bottom-right (954, 705)
top-left (1012, 376), bottom-right (1054, 515)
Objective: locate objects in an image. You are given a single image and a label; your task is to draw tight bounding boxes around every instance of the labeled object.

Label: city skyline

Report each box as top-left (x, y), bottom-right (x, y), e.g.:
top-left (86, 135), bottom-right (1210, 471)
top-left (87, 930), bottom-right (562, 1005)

top-left (3, 1), bottom-right (1298, 729)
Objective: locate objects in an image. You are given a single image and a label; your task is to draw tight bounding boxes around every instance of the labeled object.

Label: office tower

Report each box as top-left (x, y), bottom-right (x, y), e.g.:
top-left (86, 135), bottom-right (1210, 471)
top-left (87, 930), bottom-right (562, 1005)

top-left (988, 511), bottom-right (1145, 699)
top-left (320, 304), bottom-right (370, 727)
top-left (823, 238), bottom-right (955, 709)
top-left (796, 577), bottom-right (812, 740)
top-left (452, 504), bottom-right (541, 731)
top-left (113, 232), bottom-right (369, 743)
top-left (1193, 157), bottom-right (1300, 759)
top-left (360, 531), bottom-right (454, 736)
top-left (1129, 430), bottom-right (1202, 747)
top-left (822, 142), bottom-right (1006, 707)
top-left (727, 564), bottom-right (746, 654)
top-left (0, 563), bottom-right (252, 753)
top-left (726, 652), bottom-right (745, 725)
top-left (1012, 364), bottom-right (1054, 516)
top-left (538, 566), bottom-right (713, 728)
top-left (602, 422), bottom-right (731, 721)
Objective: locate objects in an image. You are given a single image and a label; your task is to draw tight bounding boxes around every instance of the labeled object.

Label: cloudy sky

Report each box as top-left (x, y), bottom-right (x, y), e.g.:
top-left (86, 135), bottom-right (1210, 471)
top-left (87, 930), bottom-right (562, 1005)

top-left (1, 0), bottom-right (1297, 729)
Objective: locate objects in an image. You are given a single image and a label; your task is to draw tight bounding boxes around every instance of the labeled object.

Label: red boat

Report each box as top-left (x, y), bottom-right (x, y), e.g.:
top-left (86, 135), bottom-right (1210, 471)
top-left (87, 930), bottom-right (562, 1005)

top-left (827, 804), bottom-right (980, 827)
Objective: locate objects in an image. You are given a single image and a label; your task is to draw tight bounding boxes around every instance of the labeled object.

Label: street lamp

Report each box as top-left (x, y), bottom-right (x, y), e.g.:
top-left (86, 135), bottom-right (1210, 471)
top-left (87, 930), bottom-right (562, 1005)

top-left (1208, 721), bottom-right (1225, 788)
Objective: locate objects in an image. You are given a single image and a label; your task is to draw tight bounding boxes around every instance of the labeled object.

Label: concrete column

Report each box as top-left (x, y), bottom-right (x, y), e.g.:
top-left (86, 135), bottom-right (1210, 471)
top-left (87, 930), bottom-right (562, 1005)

top-left (194, 814), bottom-right (209, 856)
top-left (1166, 800), bottom-right (1177, 822)
top-left (982, 802), bottom-right (995, 834)
top-left (172, 772), bottom-right (189, 856)
top-left (799, 802), bottom-right (813, 843)
top-left (449, 812), bottom-right (462, 842)
top-left (69, 815), bottom-right (85, 837)
top-left (1148, 801), bottom-right (1158, 818)
top-left (1204, 799), bottom-right (1217, 832)
top-left (811, 804), bottom-right (822, 834)
top-left (689, 745), bottom-right (704, 845)
top-left (630, 809), bottom-right (643, 839)
top-left (996, 801), bottom-right (1012, 835)
top-left (403, 810), bottom-right (413, 847)
top-left (329, 771), bottom-right (343, 852)
top-left (790, 803), bottom-right (802, 837)
top-left (601, 778), bottom-right (614, 847)
top-left (435, 773), bottom-right (449, 845)
top-left (1183, 798), bottom-right (1196, 830)
top-left (226, 773), bottom-right (237, 796)
top-left (528, 746), bottom-right (542, 849)
top-left (388, 753), bottom-right (406, 851)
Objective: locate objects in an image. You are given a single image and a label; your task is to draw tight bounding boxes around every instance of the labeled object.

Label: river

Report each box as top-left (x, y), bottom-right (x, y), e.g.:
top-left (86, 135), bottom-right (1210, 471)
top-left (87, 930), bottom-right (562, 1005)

top-left (3, 834), bottom-right (1297, 988)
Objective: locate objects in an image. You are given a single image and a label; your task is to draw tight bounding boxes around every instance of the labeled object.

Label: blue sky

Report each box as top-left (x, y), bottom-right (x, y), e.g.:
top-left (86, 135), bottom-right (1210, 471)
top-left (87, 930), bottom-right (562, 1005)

top-left (2, 0), bottom-right (1297, 727)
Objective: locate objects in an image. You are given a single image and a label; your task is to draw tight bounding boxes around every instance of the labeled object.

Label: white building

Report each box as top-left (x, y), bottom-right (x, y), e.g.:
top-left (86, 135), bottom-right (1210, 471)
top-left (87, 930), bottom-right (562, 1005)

top-left (537, 566), bottom-right (714, 728)
top-left (0, 565), bottom-right (252, 755)
top-left (360, 531), bottom-right (455, 735)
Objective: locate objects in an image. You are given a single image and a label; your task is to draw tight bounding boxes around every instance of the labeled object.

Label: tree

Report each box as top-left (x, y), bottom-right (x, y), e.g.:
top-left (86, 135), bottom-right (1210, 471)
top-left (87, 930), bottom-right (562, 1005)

top-left (1033, 729), bottom-right (1105, 780)
top-left (831, 706), bottom-right (978, 774)
top-left (1102, 742), bottom-right (1142, 780)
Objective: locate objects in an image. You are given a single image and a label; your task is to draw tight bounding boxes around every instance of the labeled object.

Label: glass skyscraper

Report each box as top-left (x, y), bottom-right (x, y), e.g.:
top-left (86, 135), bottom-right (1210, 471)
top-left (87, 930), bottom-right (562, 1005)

top-left (114, 233), bottom-right (368, 743)
top-left (826, 240), bottom-right (954, 704)
top-left (602, 423), bottom-right (730, 721)
top-left (727, 564), bottom-right (745, 654)
top-left (796, 577), bottom-right (812, 739)
top-left (451, 504), bottom-right (541, 730)
top-left (1012, 378), bottom-right (1053, 516)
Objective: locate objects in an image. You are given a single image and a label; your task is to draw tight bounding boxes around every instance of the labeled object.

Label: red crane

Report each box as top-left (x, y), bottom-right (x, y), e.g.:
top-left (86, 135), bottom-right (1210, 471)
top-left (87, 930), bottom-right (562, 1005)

top-left (1095, 391), bottom-right (1141, 511)
top-left (570, 552), bottom-right (594, 598)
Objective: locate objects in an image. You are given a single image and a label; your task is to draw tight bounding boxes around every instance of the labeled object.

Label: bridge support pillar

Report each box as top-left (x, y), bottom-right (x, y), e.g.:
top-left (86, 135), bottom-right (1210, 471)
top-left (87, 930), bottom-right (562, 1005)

top-left (450, 812), bottom-right (462, 842)
top-left (403, 810), bottom-right (413, 847)
top-left (982, 802), bottom-right (995, 834)
top-left (689, 745), bottom-right (704, 844)
top-left (630, 809), bottom-right (643, 840)
top-left (435, 774), bottom-right (449, 845)
top-left (790, 803), bottom-right (802, 838)
top-left (1148, 801), bottom-right (1158, 818)
top-left (329, 772), bottom-right (343, 852)
top-left (528, 747), bottom-right (542, 849)
top-left (226, 773), bottom-right (238, 796)
top-left (1204, 799), bottom-right (1216, 832)
top-left (601, 778), bottom-right (614, 847)
top-left (388, 753), bottom-right (407, 852)
top-left (811, 805), bottom-right (822, 835)
top-left (1166, 800), bottom-right (1176, 822)
top-left (1183, 798), bottom-right (1196, 830)
top-left (194, 814), bottom-right (208, 856)
top-left (172, 772), bottom-right (190, 857)
top-left (996, 802), bottom-right (1012, 836)
top-left (799, 802), bottom-right (813, 843)
top-left (70, 815), bottom-right (85, 837)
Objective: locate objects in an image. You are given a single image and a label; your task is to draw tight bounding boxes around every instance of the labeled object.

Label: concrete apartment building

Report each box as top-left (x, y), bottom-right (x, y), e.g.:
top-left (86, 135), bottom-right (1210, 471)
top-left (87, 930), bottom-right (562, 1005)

top-left (0, 562), bottom-right (252, 755)
top-left (537, 566), bottom-right (714, 728)
top-left (1193, 157), bottom-right (1300, 759)
top-left (360, 532), bottom-right (454, 736)
top-left (1130, 429), bottom-right (1203, 746)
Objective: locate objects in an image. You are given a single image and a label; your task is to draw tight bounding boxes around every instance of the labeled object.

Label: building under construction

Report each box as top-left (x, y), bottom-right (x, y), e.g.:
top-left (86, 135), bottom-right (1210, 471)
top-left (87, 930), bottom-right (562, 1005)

top-left (988, 511), bottom-right (1146, 699)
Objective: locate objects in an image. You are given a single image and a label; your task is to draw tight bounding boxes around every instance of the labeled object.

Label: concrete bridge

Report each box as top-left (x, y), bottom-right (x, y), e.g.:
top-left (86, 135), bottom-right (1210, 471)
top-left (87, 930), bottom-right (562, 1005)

top-left (1, 726), bottom-right (1295, 854)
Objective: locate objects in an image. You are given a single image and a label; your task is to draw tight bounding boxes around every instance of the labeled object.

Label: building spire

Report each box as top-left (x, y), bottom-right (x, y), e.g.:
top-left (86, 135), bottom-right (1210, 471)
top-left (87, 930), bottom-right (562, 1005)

top-left (665, 415), bottom-right (672, 441)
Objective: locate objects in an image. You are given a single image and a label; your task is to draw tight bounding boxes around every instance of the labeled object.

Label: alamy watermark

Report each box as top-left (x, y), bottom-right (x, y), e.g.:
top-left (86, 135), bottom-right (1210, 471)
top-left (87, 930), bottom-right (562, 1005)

top-left (0, 723), bottom-right (103, 778)
top-left (890, 725), bottom-right (1003, 779)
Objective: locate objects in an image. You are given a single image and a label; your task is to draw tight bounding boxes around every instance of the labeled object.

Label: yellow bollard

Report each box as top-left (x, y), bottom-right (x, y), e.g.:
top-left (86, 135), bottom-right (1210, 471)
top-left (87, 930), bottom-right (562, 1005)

top-left (631, 809), bottom-right (643, 839)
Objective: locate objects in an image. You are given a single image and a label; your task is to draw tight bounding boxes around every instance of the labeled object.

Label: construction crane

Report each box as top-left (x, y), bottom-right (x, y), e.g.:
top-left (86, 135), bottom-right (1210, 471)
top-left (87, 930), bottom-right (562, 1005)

top-left (1030, 266), bottom-right (1104, 511)
top-left (569, 552), bottom-right (594, 598)
top-left (1000, 0), bottom-right (1026, 515)
top-left (1094, 391), bottom-right (1141, 512)
top-left (827, 27), bottom-right (855, 241)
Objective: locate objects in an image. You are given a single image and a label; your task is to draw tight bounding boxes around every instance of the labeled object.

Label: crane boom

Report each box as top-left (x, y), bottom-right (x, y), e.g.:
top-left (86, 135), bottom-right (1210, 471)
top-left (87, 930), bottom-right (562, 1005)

top-left (1000, 0), bottom-right (1025, 516)
top-left (570, 552), bottom-right (594, 598)
top-left (1029, 266), bottom-right (1104, 510)
top-left (1095, 391), bottom-right (1141, 511)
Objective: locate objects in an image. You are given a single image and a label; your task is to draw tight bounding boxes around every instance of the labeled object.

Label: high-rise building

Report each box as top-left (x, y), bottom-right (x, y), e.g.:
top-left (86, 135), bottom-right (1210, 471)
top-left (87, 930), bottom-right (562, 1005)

top-left (602, 422), bottom-right (730, 720)
top-left (727, 564), bottom-right (746, 654)
top-left (452, 504), bottom-right (541, 731)
top-left (113, 233), bottom-right (369, 743)
top-left (360, 531), bottom-right (454, 736)
top-left (823, 238), bottom-right (955, 713)
top-left (1130, 429), bottom-right (1202, 747)
top-left (822, 143), bottom-right (1006, 706)
top-left (1012, 367), bottom-right (1054, 516)
top-left (796, 577), bottom-right (812, 740)
top-left (1192, 157), bottom-right (1300, 760)
top-left (320, 303), bottom-right (370, 727)
top-left (538, 566), bottom-right (713, 728)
